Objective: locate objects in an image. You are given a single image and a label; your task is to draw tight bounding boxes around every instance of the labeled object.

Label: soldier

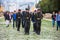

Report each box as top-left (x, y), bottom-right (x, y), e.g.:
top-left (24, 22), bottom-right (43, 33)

top-left (22, 11), bottom-right (26, 28)
top-left (16, 9), bottom-right (22, 31)
top-left (24, 8), bottom-right (31, 35)
top-left (35, 9), bottom-right (43, 35)
top-left (32, 10), bottom-right (37, 32)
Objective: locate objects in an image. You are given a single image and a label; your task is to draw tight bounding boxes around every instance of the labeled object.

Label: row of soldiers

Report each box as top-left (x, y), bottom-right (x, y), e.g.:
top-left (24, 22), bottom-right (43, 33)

top-left (4, 8), bottom-right (43, 35)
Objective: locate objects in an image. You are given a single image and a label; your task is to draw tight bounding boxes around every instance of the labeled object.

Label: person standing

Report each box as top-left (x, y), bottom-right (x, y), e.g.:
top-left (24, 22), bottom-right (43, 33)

top-left (32, 10), bottom-right (37, 32)
top-left (52, 11), bottom-right (56, 27)
top-left (4, 11), bottom-right (11, 27)
top-left (12, 10), bottom-right (17, 28)
top-left (9, 12), bottom-right (12, 22)
top-left (22, 11), bottom-right (26, 28)
top-left (35, 9), bottom-right (43, 35)
top-left (16, 9), bottom-right (22, 31)
top-left (24, 8), bottom-right (31, 35)
top-left (56, 10), bottom-right (60, 31)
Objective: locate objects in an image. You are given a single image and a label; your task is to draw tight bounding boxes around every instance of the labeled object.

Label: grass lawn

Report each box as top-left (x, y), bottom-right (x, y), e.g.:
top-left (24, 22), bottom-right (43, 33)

top-left (0, 18), bottom-right (60, 40)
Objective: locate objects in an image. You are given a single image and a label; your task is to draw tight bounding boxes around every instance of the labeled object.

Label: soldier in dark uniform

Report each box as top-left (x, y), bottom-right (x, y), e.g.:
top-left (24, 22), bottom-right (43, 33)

top-left (35, 9), bottom-right (43, 35)
top-left (22, 11), bottom-right (26, 28)
top-left (24, 8), bottom-right (31, 35)
top-left (32, 10), bottom-right (37, 32)
top-left (16, 9), bottom-right (22, 31)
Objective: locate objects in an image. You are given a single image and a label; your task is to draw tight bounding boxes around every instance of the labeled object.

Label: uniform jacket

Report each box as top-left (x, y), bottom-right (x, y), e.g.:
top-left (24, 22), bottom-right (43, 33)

top-left (35, 12), bottom-right (43, 22)
top-left (25, 12), bottom-right (31, 22)
top-left (16, 12), bottom-right (22, 21)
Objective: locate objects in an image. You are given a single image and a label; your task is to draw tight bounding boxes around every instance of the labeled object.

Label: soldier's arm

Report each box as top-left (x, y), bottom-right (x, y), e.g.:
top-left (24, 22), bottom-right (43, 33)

top-left (41, 14), bottom-right (43, 19)
top-left (16, 14), bottom-right (18, 20)
top-left (30, 12), bottom-right (32, 21)
top-left (21, 13), bottom-right (22, 19)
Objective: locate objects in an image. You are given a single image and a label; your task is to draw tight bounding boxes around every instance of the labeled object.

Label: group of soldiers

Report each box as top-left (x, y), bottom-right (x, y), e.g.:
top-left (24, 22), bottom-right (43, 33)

top-left (4, 8), bottom-right (43, 35)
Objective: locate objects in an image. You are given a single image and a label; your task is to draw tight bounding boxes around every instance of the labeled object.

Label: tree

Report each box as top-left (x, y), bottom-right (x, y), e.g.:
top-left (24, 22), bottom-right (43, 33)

top-left (37, 0), bottom-right (60, 13)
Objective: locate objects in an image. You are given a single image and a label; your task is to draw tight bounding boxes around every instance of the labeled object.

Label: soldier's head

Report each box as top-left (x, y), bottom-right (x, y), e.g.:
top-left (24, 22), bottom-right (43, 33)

top-left (18, 9), bottom-right (21, 12)
top-left (14, 10), bottom-right (16, 14)
top-left (37, 8), bottom-right (41, 13)
top-left (26, 8), bottom-right (29, 12)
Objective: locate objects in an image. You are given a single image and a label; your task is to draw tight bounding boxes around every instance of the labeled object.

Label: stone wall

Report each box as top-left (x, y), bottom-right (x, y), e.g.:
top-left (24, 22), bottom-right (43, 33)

top-left (43, 13), bottom-right (52, 19)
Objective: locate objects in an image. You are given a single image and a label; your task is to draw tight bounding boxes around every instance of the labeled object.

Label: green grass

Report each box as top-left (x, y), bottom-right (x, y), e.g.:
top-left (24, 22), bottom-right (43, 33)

top-left (0, 18), bottom-right (60, 40)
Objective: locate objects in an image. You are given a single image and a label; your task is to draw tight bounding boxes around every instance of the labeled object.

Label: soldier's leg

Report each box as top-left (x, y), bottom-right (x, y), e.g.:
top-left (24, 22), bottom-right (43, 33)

top-left (22, 21), bottom-right (24, 28)
top-left (36, 22), bottom-right (38, 34)
top-left (24, 21), bottom-right (25, 27)
top-left (57, 21), bottom-right (59, 31)
top-left (17, 21), bottom-right (19, 31)
top-left (16, 20), bottom-right (18, 28)
top-left (35, 22), bottom-right (37, 33)
top-left (27, 22), bottom-right (30, 34)
top-left (24, 22), bottom-right (29, 35)
top-left (17, 21), bottom-right (20, 31)
top-left (25, 27), bottom-right (27, 34)
top-left (33, 23), bottom-right (35, 32)
top-left (22, 21), bottom-right (23, 28)
top-left (38, 23), bottom-right (41, 35)
top-left (34, 23), bottom-right (36, 32)
top-left (37, 23), bottom-right (39, 34)
top-left (26, 23), bottom-right (29, 34)
top-left (27, 26), bottom-right (29, 34)
top-left (36, 22), bottom-right (41, 35)
top-left (25, 22), bottom-right (27, 34)
top-left (39, 21), bottom-right (41, 31)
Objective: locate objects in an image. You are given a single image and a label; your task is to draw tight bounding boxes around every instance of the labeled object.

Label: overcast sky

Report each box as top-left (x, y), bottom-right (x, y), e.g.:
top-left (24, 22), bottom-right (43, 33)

top-left (2, 0), bottom-right (40, 11)
top-left (7, 0), bottom-right (39, 3)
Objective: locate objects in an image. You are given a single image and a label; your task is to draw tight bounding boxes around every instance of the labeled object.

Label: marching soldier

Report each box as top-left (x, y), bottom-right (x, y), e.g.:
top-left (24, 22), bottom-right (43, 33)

top-left (35, 9), bottom-right (43, 35)
top-left (24, 8), bottom-right (31, 35)
top-left (16, 9), bottom-right (22, 31)
top-left (22, 11), bottom-right (26, 28)
top-left (32, 10), bottom-right (37, 32)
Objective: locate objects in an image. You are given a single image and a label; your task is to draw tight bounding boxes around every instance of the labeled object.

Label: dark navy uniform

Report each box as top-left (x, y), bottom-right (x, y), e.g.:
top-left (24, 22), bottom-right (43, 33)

top-left (22, 11), bottom-right (26, 28)
top-left (24, 9), bottom-right (31, 35)
top-left (16, 9), bottom-right (22, 31)
top-left (35, 9), bottom-right (43, 35)
top-left (32, 12), bottom-right (36, 32)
